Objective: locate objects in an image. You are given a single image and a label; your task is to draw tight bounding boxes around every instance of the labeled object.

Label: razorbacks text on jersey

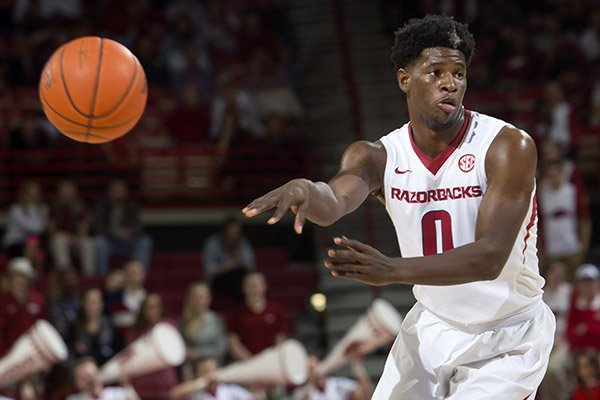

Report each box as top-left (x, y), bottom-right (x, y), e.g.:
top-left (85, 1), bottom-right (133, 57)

top-left (380, 110), bottom-right (544, 327)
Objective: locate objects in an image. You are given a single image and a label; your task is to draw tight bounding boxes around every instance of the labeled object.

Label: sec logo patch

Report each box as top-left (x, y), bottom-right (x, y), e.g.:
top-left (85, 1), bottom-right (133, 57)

top-left (458, 154), bottom-right (476, 172)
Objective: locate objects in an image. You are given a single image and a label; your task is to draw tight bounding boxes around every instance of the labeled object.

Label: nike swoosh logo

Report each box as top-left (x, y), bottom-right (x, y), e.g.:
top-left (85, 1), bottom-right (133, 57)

top-left (394, 167), bottom-right (412, 174)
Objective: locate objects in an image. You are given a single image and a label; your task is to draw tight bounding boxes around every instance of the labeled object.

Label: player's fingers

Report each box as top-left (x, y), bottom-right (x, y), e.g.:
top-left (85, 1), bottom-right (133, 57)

top-left (294, 202), bottom-right (309, 234)
top-left (327, 248), bottom-right (363, 263)
top-left (324, 260), bottom-right (367, 274)
top-left (330, 270), bottom-right (368, 283)
top-left (333, 236), bottom-right (371, 253)
top-left (267, 198), bottom-right (294, 225)
top-left (242, 194), bottom-right (280, 217)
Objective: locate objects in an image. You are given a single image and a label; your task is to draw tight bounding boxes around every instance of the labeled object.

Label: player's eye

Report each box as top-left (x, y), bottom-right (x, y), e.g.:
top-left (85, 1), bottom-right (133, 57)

top-left (454, 71), bottom-right (464, 79)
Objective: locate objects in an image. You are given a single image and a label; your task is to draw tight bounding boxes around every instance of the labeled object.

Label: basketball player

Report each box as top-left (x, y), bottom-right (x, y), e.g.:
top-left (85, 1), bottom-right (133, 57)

top-left (242, 15), bottom-right (555, 399)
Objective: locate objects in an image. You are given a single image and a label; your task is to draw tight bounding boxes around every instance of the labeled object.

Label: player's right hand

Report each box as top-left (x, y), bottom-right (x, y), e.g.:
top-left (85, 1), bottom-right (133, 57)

top-left (242, 178), bottom-right (313, 234)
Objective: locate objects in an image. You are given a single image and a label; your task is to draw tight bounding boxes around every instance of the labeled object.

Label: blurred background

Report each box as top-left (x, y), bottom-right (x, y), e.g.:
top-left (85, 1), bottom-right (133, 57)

top-left (0, 0), bottom-right (598, 399)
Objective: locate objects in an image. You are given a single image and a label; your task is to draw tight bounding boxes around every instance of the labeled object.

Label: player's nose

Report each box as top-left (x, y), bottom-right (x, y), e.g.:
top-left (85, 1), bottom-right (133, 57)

top-left (440, 72), bottom-right (457, 93)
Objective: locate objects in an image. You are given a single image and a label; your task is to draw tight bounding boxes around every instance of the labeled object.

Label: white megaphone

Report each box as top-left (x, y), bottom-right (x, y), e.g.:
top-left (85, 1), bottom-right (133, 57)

top-left (170, 338), bottom-right (309, 399)
top-left (0, 320), bottom-right (68, 387)
top-left (98, 322), bottom-right (185, 383)
top-left (315, 298), bottom-right (403, 375)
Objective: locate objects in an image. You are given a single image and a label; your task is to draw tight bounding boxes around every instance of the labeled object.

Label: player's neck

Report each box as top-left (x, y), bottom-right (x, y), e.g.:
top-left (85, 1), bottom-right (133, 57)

top-left (409, 109), bottom-right (465, 159)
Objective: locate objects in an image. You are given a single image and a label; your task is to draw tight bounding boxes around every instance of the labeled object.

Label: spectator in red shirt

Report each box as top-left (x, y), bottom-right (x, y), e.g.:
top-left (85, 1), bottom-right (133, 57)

top-left (227, 271), bottom-right (287, 360)
top-left (0, 257), bottom-right (45, 357)
top-left (567, 264), bottom-right (600, 352)
top-left (572, 351), bottom-right (600, 400)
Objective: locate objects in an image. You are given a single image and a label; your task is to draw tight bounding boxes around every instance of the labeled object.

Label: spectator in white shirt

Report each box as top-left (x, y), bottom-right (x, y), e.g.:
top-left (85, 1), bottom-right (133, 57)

top-left (538, 159), bottom-right (591, 281)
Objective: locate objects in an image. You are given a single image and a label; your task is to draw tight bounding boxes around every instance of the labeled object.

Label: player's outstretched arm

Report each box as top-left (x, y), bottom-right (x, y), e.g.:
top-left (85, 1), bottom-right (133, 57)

top-left (242, 141), bottom-right (385, 234)
top-left (326, 127), bottom-right (537, 286)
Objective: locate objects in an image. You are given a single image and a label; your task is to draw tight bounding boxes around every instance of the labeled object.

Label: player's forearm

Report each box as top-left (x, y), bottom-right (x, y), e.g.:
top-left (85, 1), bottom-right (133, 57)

top-left (392, 239), bottom-right (507, 285)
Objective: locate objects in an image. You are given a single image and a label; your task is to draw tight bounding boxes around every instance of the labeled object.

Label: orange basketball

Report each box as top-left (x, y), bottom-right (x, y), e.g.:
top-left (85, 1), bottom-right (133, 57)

top-left (38, 37), bottom-right (147, 144)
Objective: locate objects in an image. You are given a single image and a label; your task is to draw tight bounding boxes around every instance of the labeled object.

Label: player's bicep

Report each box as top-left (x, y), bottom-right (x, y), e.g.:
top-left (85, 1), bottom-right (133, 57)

top-left (476, 128), bottom-right (537, 259)
top-left (327, 140), bottom-right (386, 216)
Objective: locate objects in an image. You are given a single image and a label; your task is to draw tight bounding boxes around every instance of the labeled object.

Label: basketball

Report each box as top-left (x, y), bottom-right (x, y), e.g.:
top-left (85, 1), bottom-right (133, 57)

top-left (38, 36), bottom-right (147, 144)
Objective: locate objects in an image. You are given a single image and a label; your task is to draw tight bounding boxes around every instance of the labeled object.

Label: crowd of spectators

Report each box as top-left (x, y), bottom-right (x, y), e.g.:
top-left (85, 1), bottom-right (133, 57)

top-left (0, 0), bottom-right (599, 399)
top-left (1, 179), bottom-right (152, 276)
top-left (0, 254), bottom-right (302, 399)
top-left (2, 219), bottom-right (362, 400)
top-left (0, 0), bottom-right (307, 207)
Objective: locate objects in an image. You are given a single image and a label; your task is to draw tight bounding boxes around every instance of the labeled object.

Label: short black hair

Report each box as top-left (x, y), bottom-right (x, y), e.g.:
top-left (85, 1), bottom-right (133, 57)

top-left (391, 15), bottom-right (475, 71)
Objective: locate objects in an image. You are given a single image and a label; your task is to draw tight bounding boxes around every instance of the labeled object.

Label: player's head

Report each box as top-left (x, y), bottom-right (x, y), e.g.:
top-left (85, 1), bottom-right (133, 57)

top-left (392, 15), bottom-right (475, 130)
top-left (391, 15), bottom-right (474, 72)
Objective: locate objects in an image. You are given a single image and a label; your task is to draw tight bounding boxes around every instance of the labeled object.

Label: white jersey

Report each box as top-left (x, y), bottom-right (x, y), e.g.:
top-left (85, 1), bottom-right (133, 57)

top-left (380, 110), bottom-right (544, 326)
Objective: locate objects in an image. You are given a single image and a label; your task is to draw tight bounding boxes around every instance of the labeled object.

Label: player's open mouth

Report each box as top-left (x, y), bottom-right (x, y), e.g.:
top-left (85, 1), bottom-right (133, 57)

top-left (437, 99), bottom-right (456, 113)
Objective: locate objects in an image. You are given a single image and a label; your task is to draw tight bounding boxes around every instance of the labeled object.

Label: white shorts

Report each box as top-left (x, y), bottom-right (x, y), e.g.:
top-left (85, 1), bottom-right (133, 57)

top-left (372, 301), bottom-right (555, 400)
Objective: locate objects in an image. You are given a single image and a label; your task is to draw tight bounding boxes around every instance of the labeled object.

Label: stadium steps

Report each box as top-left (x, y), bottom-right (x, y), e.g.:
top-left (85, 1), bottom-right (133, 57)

top-left (289, 0), bottom-right (415, 380)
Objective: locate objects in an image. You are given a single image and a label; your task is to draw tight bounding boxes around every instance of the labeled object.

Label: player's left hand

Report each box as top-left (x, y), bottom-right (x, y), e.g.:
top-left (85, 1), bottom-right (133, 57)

top-left (325, 236), bottom-right (397, 286)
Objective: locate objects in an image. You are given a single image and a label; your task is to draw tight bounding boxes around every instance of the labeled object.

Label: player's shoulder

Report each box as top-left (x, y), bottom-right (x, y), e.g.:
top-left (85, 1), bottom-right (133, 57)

top-left (340, 140), bottom-right (387, 172)
top-left (475, 111), bottom-right (534, 143)
top-left (344, 140), bottom-right (386, 156)
top-left (490, 125), bottom-right (537, 158)
top-left (484, 121), bottom-right (537, 177)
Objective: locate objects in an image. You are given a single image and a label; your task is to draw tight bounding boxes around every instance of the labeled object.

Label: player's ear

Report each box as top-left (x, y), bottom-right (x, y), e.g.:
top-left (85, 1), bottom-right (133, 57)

top-left (396, 68), bottom-right (410, 94)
